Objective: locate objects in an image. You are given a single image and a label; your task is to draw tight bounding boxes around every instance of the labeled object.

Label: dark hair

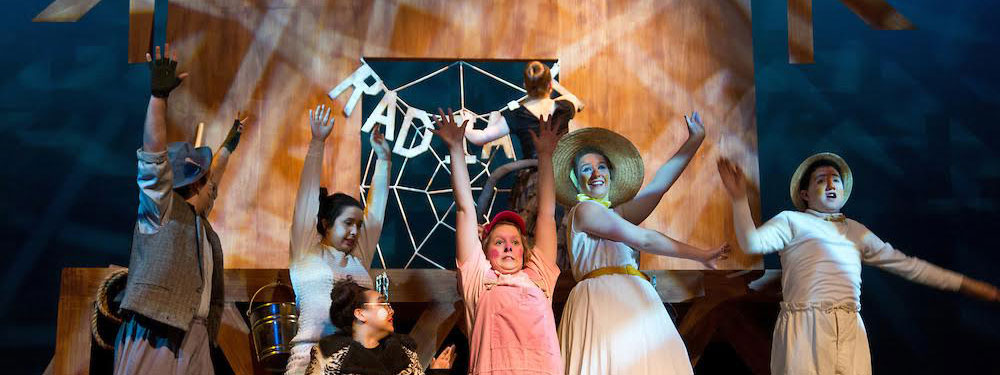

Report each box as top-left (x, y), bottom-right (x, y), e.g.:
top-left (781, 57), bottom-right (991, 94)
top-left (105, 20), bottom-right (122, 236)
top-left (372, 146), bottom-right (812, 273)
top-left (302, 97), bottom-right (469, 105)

top-left (329, 277), bottom-right (371, 335)
top-left (173, 175), bottom-right (208, 200)
top-left (317, 187), bottom-right (363, 238)
top-left (797, 160), bottom-right (843, 192)
top-left (572, 147), bottom-right (614, 178)
top-left (523, 61), bottom-right (552, 99)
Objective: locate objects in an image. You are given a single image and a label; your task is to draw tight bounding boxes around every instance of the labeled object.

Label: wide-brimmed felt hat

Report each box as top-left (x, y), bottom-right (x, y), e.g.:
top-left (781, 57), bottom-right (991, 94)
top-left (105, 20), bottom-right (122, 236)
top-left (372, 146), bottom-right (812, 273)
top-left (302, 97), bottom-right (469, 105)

top-left (552, 128), bottom-right (644, 207)
top-left (167, 142), bottom-right (213, 189)
top-left (789, 152), bottom-right (853, 210)
top-left (482, 210), bottom-right (527, 240)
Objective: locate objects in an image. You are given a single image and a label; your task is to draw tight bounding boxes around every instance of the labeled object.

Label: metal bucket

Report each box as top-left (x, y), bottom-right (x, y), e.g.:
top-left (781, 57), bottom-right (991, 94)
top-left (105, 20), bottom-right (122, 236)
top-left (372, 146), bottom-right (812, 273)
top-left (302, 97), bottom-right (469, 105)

top-left (246, 282), bottom-right (297, 372)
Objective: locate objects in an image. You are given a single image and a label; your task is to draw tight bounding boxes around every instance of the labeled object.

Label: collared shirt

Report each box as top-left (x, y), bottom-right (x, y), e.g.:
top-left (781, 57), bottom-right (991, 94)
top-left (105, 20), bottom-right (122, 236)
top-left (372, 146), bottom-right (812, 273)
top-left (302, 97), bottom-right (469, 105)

top-left (738, 209), bottom-right (964, 305)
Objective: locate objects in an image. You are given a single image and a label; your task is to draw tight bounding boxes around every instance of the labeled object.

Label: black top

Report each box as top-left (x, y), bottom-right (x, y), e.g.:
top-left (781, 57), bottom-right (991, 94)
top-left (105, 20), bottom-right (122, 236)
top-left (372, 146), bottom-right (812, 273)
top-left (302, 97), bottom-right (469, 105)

top-left (501, 99), bottom-right (576, 159)
top-left (309, 333), bottom-right (451, 375)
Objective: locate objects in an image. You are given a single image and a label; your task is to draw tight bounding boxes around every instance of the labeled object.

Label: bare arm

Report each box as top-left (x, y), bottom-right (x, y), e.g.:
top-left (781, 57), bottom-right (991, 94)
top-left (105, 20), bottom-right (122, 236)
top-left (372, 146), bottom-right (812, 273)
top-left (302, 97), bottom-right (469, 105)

top-left (192, 117), bottom-right (249, 216)
top-left (575, 202), bottom-right (727, 267)
top-left (143, 43), bottom-right (188, 152)
top-left (433, 109), bottom-right (483, 266)
top-left (615, 112), bottom-right (705, 224)
top-left (551, 80), bottom-right (584, 112)
top-left (355, 125), bottom-right (392, 269)
top-left (528, 115), bottom-right (559, 265)
top-left (290, 105), bottom-right (334, 261)
top-left (464, 111), bottom-right (510, 146)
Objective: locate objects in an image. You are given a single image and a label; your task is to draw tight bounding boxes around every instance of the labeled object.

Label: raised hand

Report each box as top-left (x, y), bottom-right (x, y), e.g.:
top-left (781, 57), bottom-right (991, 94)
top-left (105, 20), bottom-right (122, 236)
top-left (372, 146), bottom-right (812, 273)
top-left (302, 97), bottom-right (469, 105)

top-left (308, 104), bottom-right (334, 141)
top-left (717, 158), bottom-right (747, 200)
top-left (429, 344), bottom-right (457, 370)
top-left (369, 124), bottom-right (391, 161)
top-left (430, 108), bottom-right (468, 150)
top-left (529, 114), bottom-right (559, 157)
top-left (701, 243), bottom-right (731, 270)
top-left (684, 111), bottom-right (706, 141)
top-left (222, 113), bottom-right (250, 152)
top-left (145, 43), bottom-right (188, 98)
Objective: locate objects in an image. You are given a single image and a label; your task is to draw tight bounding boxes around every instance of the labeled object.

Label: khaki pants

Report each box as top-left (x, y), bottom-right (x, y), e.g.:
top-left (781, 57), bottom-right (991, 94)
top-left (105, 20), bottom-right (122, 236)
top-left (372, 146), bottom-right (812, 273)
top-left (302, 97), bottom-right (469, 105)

top-left (771, 302), bottom-right (871, 375)
top-left (114, 314), bottom-right (215, 375)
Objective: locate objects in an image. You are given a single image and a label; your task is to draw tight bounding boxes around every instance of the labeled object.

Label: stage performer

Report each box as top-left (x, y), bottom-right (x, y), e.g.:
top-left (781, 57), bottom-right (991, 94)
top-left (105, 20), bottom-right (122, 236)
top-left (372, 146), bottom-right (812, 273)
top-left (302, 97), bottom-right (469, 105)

top-left (552, 113), bottom-right (729, 375)
top-left (115, 43), bottom-right (249, 375)
top-left (304, 278), bottom-right (456, 375)
top-left (434, 109), bottom-right (563, 374)
top-left (464, 61), bottom-right (583, 243)
top-left (717, 153), bottom-right (1000, 375)
top-left (285, 104), bottom-right (392, 375)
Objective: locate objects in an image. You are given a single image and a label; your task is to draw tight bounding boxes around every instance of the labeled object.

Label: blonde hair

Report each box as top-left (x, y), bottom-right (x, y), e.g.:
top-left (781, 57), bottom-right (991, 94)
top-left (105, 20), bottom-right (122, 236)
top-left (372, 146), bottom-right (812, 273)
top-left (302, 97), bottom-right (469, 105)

top-left (523, 61), bottom-right (552, 99)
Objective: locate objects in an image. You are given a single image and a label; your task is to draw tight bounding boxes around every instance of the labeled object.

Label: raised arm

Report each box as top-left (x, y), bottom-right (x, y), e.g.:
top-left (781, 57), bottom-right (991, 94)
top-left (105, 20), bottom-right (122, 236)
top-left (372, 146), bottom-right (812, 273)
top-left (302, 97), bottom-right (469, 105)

top-left (464, 110), bottom-right (511, 146)
top-left (432, 108), bottom-right (482, 266)
top-left (551, 80), bottom-right (584, 112)
top-left (191, 116), bottom-right (249, 215)
top-left (290, 105), bottom-right (334, 261)
top-left (717, 158), bottom-right (791, 255)
top-left (615, 112), bottom-right (705, 224)
top-left (527, 115), bottom-right (559, 265)
top-left (136, 43), bottom-right (188, 232)
top-left (355, 125), bottom-right (392, 269)
top-left (574, 202), bottom-right (728, 268)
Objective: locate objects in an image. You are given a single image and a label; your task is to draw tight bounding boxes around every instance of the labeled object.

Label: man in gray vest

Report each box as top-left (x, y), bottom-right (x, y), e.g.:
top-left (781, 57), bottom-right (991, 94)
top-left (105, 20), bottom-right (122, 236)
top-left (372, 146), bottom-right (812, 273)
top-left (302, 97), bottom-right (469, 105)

top-left (114, 43), bottom-right (248, 375)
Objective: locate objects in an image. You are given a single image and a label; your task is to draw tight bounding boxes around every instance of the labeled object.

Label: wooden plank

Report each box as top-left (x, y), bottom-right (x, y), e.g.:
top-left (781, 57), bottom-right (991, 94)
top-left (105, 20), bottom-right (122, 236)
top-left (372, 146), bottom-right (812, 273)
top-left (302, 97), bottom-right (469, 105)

top-left (216, 303), bottom-right (256, 375)
top-left (128, 0), bottom-right (156, 63)
top-left (408, 301), bottom-right (462, 368)
top-left (839, 0), bottom-right (914, 30)
top-left (32, 0), bottom-right (102, 22)
top-left (788, 0), bottom-right (814, 64)
top-left (53, 267), bottom-right (118, 375)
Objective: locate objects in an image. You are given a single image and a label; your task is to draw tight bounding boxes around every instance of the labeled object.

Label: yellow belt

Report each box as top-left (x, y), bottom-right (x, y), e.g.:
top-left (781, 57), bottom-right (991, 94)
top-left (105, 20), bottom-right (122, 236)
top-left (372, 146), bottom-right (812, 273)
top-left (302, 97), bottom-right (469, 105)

top-left (581, 265), bottom-right (652, 284)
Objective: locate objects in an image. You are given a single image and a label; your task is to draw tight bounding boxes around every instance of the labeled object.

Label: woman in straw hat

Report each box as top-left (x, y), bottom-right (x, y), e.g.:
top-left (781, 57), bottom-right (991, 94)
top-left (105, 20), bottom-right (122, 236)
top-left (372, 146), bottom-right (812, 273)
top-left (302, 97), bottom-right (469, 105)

top-left (434, 108), bottom-right (564, 374)
top-left (553, 113), bottom-right (730, 375)
top-left (285, 104), bottom-right (393, 375)
top-left (717, 153), bottom-right (999, 375)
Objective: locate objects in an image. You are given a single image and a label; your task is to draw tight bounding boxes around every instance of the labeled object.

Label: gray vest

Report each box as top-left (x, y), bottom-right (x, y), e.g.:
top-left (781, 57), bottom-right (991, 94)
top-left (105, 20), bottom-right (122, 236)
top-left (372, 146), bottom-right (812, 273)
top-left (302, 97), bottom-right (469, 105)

top-left (121, 190), bottom-right (224, 341)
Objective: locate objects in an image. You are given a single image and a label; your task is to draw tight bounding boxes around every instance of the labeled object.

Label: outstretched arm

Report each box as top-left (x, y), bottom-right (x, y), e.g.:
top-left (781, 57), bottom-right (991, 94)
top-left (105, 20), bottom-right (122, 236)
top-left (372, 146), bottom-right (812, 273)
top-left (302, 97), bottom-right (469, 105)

top-left (575, 202), bottom-right (729, 268)
top-left (717, 158), bottom-right (790, 255)
top-left (464, 111), bottom-right (511, 146)
top-left (355, 125), bottom-right (392, 269)
top-left (191, 116), bottom-right (250, 216)
top-left (551, 80), bottom-right (584, 112)
top-left (432, 108), bottom-right (482, 266)
top-left (528, 115), bottom-right (559, 265)
top-left (137, 43), bottom-right (188, 231)
top-left (615, 112), bottom-right (705, 224)
top-left (290, 105), bottom-right (334, 261)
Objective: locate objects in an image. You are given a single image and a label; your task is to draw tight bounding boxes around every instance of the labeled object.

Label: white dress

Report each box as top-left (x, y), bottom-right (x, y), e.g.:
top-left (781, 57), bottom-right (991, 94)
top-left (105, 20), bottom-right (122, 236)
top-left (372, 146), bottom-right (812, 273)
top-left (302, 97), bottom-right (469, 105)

top-left (284, 146), bottom-right (389, 375)
top-left (557, 202), bottom-right (694, 375)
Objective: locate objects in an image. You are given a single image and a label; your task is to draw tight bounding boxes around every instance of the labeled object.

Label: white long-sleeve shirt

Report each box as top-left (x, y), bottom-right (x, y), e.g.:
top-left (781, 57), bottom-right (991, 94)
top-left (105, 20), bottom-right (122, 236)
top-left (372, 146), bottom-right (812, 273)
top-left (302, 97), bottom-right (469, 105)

top-left (735, 208), bottom-right (964, 305)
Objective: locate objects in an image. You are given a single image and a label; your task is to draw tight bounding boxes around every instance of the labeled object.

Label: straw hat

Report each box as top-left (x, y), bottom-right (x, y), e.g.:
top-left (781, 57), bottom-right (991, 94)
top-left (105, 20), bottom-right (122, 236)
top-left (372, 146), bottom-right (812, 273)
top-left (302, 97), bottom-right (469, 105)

top-left (552, 128), bottom-right (644, 207)
top-left (789, 152), bottom-right (853, 210)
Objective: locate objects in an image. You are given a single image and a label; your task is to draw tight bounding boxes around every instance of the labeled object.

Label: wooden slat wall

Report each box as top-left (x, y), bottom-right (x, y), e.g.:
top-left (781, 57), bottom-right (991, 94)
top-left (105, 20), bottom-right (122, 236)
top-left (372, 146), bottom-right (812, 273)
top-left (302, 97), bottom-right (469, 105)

top-left (162, 0), bottom-right (761, 270)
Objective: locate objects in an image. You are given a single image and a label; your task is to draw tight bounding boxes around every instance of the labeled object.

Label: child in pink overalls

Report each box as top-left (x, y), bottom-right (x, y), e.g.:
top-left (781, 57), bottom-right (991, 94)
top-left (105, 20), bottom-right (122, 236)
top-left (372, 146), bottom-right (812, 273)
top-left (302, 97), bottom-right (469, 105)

top-left (433, 109), bottom-right (562, 375)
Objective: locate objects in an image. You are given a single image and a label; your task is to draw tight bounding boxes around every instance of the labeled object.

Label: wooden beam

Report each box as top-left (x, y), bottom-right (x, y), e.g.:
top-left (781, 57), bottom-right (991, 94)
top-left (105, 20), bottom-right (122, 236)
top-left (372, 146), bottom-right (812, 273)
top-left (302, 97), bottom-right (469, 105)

top-left (216, 303), bottom-right (256, 375)
top-left (53, 267), bottom-right (119, 375)
top-left (408, 301), bottom-right (462, 368)
top-left (32, 0), bottom-right (102, 22)
top-left (128, 0), bottom-right (155, 63)
top-left (839, 0), bottom-right (915, 30)
top-left (788, 0), bottom-right (814, 64)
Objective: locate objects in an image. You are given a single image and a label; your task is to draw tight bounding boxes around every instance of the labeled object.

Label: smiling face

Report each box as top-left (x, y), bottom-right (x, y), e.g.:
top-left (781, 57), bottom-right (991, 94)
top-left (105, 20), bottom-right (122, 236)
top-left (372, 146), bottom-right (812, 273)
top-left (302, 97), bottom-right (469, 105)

top-left (575, 152), bottom-right (611, 200)
top-left (324, 206), bottom-right (364, 251)
top-left (800, 165), bottom-right (846, 213)
top-left (483, 223), bottom-right (525, 274)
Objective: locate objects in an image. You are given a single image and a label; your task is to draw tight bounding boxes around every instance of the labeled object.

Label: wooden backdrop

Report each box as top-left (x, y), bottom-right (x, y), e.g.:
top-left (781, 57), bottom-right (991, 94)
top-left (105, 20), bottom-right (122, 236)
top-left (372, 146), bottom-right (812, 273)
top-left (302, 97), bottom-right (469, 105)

top-left (161, 0), bottom-right (762, 270)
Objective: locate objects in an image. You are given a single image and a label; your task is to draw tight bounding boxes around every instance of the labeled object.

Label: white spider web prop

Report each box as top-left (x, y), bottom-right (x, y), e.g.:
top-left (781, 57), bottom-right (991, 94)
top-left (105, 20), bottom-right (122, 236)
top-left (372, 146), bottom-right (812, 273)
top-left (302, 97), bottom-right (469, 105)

top-left (358, 59), bottom-right (559, 270)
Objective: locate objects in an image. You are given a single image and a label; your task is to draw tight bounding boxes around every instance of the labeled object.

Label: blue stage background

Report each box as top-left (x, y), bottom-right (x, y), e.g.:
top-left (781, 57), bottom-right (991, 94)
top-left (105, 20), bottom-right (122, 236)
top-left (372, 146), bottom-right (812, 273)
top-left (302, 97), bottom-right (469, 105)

top-left (0, 1), bottom-right (997, 373)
